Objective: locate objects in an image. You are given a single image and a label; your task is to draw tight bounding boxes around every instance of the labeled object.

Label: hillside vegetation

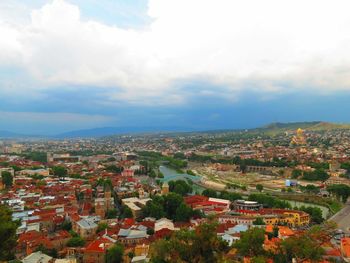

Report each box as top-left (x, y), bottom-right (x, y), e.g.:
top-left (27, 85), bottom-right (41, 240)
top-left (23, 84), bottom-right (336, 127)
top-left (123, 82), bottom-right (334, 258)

top-left (257, 121), bottom-right (350, 135)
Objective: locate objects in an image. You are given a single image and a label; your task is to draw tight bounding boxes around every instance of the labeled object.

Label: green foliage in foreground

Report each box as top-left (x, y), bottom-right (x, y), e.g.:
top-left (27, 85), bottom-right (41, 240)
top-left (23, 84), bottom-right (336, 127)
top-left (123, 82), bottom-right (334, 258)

top-left (150, 222), bottom-right (229, 263)
top-left (235, 227), bottom-right (265, 257)
top-left (0, 205), bottom-right (20, 260)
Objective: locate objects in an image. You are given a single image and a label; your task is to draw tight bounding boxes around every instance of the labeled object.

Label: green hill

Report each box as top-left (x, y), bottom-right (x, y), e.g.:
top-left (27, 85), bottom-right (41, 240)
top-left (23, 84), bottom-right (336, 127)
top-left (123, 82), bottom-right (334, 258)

top-left (257, 121), bottom-right (350, 135)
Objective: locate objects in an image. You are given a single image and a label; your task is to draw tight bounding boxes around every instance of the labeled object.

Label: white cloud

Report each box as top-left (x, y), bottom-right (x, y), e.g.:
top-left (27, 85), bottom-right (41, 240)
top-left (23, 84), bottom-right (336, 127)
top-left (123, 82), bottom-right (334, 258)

top-left (1, 0), bottom-right (350, 104)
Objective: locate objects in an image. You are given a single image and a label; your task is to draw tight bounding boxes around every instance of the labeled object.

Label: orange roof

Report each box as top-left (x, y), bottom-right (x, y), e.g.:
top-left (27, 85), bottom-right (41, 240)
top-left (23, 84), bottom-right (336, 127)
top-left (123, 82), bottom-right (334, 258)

top-left (85, 237), bottom-right (113, 253)
top-left (265, 225), bottom-right (294, 237)
top-left (341, 237), bottom-right (350, 258)
top-left (278, 226), bottom-right (294, 236)
top-left (326, 248), bottom-right (341, 257)
top-left (265, 225), bottom-right (274, 233)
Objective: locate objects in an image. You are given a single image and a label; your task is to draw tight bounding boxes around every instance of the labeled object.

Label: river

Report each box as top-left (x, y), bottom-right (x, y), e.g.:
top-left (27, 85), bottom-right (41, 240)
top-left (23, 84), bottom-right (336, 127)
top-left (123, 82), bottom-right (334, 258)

top-left (159, 166), bottom-right (330, 218)
top-left (159, 166), bottom-right (205, 193)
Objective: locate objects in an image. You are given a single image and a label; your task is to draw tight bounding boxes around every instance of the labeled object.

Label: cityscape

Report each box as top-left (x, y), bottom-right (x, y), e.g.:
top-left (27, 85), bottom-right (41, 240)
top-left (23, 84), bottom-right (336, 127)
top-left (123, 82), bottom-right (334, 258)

top-left (2, 122), bottom-right (350, 262)
top-left (2, 0), bottom-right (350, 263)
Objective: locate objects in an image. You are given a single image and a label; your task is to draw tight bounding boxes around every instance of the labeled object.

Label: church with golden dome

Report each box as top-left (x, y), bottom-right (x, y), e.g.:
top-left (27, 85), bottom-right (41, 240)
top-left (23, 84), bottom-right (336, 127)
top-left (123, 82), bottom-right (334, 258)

top-left (290, 128), bottom-right (307, 145)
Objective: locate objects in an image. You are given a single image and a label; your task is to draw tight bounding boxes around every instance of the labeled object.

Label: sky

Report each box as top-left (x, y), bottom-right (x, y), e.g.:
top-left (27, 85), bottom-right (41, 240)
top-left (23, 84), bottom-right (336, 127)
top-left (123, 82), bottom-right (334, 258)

top-left (1, 0), bottom-right (350, 135)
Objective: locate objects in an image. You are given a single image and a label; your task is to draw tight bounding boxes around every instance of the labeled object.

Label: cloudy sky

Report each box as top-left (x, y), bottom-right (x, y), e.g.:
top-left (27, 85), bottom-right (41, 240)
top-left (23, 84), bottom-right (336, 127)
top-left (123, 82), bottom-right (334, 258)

top-left (1, 0), bottom-right (350, 134)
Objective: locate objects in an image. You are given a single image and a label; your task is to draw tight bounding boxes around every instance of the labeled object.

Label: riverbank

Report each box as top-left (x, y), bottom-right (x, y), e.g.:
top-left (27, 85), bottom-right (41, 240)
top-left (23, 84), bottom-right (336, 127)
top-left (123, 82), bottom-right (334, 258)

top-left (159, 165), bottom-right (336, 218)
top-left (271, 193), bottom-right (342, 217)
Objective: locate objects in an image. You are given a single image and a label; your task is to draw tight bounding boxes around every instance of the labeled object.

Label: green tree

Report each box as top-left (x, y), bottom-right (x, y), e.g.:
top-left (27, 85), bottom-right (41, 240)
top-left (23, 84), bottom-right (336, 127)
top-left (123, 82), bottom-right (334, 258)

top-left (168, 180), bottom-right (193, 196)
top-left (302, 169), bottom-right (329, 181)
top-left (219, 191), bottom-right (242, 201)
top-left (202, 189), bottom-right (217, 198)
top-left (67, 236), bottom-right (85, 247)
top-left (234, 227), bottom-right (266, 257)
top-left (273, 225), bottom-right (279, 238)
top-left (291, 169), bottom-right (302, 179)
top-left (96, 222), bottom-right (108, 233)
top-left (105, 165), bottom-right (123, 173)
top-left (52, 166), bottom-right (67, 178)
top-left (24, 152), bottom-right (47, 163)
top-left (249, 193), bottom-right (291, 209)
top-left (142, 201), bottom-right (165, 219)
top-left (256, 184), bottom-right (264, 192)
top-left (327, 184), bottom-right (350, 202)
top-left (0, 205), bottom-right (20, 260)
top-left (61, 220), bottom-right (72, 231)
top-left (277, 222), bottom-right (336, 262)
top-left (252, 256), bottom-right (267, 263)
top-left (147, 228), bottom-right (155, 235)
top-left (164, 193), bottom-right (184, 220)
top-left (175, 203), bottom-right (193, 222)
top-left (149, 170), bottom-right (157, 178)
top-left (297, 206), bottom-right (324, 224)
top-left (150, 222), bottom-right (228, 262)
top-left (1, 171), bottom-right (13, 188)
top-left (106, 208), bottom-right (118, 219)
top-left (141, 193), bottom-right (201, 222)
top-left (106, 243), bottom-right (124, 263)
top-left (120, 205), bottom-right (133, 219)
top-left (35, 244), bottom-right (58, 258)
top-left (253, 217), bottom-right (265, 225)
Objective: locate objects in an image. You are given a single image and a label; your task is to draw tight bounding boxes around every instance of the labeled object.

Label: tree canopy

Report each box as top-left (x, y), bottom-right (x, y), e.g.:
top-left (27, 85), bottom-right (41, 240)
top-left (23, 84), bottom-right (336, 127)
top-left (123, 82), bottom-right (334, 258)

top-left (52, 166), bottom-right (67, 177)
top-left (150, 222), bottom-right (229, 263)
top-left (276, 222), bottom-right (336, 262)
top-left (1, 171), bottom-right (13, 188)
top-left (142, 193), bottom-right (200, 222)
top-left (66, 236), bottom-right (85, 247)
top-left (0, 205), bottom-right (20, 260)
top-left (168, 180), bottom-right (192, 196)
top-left (106, 243), bottom-right (124, 263)
top-left (234, 227), bottom-right (266, 258)
top-left (327, 184), bottom-right (350, 202)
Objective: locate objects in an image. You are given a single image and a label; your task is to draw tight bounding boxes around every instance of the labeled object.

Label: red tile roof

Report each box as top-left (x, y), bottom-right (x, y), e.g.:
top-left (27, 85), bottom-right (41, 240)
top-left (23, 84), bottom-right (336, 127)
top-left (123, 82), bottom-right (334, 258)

top-left (85, 238), bottom-right (113, 253)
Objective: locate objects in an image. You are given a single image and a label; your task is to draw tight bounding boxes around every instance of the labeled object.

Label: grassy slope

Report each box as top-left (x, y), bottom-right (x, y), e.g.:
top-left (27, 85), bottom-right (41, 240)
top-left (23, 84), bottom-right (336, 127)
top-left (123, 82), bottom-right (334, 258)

top-left (256, 121), bottom-right (350, 135)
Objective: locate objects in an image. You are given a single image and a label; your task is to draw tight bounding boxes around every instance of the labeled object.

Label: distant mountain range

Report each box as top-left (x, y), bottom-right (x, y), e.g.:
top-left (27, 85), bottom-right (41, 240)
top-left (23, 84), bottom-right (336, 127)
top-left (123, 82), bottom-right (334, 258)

top-left (1, 121), bottom-right (350, 139)
top-left (0, 130), bottom-right (24, 138)
top-left (54, 126), bottom-right (191, 138)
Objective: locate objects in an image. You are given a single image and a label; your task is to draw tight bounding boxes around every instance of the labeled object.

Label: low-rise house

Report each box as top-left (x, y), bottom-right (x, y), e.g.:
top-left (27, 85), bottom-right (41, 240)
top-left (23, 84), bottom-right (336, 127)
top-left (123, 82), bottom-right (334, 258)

top-left (118, 228), bottom-right (148, 245)
top-left (184, 195), bottom-right (231, 214)
top-left (121, 197), bottom-right (151, 218)
top-left (18, 169), bottom-right (50, 177)
top-left (74, 218), bottom-right (98, 240)
top-left (22, 251), bottom-right (53, 263)
top-left (154, 218), bottom-right (176, 232)
top-left (83, 237), bottom-right (114, 263)
top-left (131, 255), bottom-right (150, 263)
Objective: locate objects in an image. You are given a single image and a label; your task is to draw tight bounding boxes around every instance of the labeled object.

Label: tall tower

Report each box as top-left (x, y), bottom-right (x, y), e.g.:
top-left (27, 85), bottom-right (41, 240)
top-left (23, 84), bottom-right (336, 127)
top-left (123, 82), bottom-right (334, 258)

top-left (95, 201), bottom-right (105, 219)
top-left (104, 184), bottom-right (114, 211)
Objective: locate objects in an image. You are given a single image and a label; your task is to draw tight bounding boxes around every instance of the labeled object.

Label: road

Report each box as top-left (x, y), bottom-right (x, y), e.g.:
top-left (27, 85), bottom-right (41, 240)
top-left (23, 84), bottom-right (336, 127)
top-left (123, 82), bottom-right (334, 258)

top-left (329, 198), bottom-right (350, 234)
